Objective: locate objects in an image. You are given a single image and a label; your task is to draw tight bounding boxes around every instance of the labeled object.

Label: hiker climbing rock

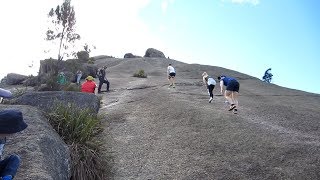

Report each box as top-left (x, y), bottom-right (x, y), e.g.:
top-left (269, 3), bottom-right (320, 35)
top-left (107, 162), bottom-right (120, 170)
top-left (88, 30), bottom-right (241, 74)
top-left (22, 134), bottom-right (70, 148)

top-left (202, 72), bottom-right (216, 103)
top-left (167, 63), bottom-right (176, 88)
top-left (218, 75), bottom-right (240, 114)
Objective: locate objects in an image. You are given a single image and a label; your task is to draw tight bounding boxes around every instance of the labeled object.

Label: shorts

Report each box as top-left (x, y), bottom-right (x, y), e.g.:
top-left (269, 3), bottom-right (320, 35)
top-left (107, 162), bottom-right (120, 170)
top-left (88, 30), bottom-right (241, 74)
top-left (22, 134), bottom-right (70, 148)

top-left (226, 79), bottom-right (240, 92)
top-left (168, 72), bottom-right (176, 78)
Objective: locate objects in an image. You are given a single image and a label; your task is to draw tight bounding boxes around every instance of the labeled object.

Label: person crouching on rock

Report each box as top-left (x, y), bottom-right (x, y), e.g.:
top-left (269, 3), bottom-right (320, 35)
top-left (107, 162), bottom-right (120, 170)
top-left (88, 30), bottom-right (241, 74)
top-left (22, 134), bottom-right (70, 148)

top-left (81, 76), bottom-right (97, 93)
top-left (0, 109), bottom-right (28, 180)
top-left (202, 72), bottom-right (216, 103)
top-left (218, 75), bottom-right (240, 114)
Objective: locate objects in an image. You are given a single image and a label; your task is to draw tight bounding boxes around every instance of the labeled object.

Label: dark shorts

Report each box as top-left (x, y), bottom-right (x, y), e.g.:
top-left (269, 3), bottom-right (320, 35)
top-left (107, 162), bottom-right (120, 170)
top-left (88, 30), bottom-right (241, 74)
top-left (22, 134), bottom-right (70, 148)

top-left (226, 79), bottom-right (240, 92)
top-left (168, 72), bottom-right (176, 78)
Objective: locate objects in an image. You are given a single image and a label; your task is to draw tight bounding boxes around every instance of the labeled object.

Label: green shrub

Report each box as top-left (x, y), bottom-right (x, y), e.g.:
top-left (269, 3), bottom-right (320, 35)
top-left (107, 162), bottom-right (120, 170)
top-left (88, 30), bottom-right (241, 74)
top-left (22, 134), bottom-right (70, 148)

top-left (133, 69), bottom-right (147, 78)
top-left (46, 103), bottom-right (105, 180)
top-left (45, 74), bottom-right (61, 91)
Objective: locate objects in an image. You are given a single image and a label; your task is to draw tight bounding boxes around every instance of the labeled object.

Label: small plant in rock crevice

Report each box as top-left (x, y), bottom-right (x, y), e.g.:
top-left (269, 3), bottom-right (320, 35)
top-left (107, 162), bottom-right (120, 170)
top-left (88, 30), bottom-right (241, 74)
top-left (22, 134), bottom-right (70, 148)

top-left (133, 69), bottom-right (147, 78)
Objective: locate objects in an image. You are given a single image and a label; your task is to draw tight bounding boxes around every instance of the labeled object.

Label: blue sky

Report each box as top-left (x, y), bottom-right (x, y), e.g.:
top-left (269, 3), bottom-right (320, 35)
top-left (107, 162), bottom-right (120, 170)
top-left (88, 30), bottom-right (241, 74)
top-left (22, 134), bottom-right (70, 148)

top-left (139, 0), bottom-right (320, 94)
top-left (1, 0), bottom-right (319, 94)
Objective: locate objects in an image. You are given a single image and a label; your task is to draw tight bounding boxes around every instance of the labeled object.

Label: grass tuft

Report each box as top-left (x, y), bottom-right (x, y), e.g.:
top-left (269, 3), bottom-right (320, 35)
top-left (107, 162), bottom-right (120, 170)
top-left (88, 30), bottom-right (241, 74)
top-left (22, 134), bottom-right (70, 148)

top-left (46, 103), bottom-right (105, 180)
top-left (133, 69), bottom-right (147, 78)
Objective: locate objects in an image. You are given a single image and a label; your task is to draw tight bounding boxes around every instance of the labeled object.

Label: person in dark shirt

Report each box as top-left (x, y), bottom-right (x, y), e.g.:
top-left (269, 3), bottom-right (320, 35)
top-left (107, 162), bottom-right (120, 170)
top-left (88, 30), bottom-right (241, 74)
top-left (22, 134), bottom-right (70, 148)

top-left (97, 66), bottom-right (110, 93)
top-left (218, 75), bottom-right (240, 114)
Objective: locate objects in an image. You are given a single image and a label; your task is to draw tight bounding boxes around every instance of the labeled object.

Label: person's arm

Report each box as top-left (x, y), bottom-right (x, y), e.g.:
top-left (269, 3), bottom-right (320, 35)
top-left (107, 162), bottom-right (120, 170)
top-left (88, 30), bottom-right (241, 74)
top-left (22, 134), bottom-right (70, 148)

top-left (220, 80), bottom-right (224, 94)
top-left (0, 88), bottom-right (12, 98)
top-left (202, 77), bottom-right (207, 86)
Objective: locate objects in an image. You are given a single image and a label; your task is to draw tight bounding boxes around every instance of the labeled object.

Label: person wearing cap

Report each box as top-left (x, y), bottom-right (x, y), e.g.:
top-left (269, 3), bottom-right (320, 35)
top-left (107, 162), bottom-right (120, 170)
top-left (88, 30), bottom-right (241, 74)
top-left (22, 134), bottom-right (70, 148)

top-left (97, 66), bottom-right (110, 93)
top-left (0, 109), bottom-right (28, 180)
top-left (202, 72), bottom-right (216, 103)
top-left (81, 76), bottom-right (97, 93)
top-left (218, 75), bottom-right (240, 114)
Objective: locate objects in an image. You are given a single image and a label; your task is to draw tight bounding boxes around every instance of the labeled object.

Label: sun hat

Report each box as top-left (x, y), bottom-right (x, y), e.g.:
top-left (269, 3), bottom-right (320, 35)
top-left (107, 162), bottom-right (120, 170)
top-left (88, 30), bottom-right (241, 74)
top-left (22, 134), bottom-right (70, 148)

top-left (0, 109), bottom-right (28, 134)
top-left (85, 76), bottom-right (94, 81)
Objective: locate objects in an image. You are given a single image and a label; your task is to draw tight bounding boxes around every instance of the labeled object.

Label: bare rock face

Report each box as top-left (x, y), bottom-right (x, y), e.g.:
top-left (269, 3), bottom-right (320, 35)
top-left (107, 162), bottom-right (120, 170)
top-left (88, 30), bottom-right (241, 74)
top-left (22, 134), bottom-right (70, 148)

top-left (0, 105), bottom-right (71, 180)
top-left (11, 91), bottom-right (100, 114)
top-left (38, 59), bottom-right (99, 83)
top-left (144, 48), bottom-right (166, 58)
top-left (6, 73), bottom-right (28, 85)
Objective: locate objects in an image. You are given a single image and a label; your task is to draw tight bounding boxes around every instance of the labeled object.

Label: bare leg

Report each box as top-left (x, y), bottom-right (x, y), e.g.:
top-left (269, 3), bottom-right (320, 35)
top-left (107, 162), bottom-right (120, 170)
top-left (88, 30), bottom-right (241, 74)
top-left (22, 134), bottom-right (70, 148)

top-left (232, 92), bottom-right (239, 106)
top-left (225, 90), bottom-right (233, 104)
top-left (172, 77), bottom-right (175, 87)
top-left (168, 77), bottom-right (172, 86)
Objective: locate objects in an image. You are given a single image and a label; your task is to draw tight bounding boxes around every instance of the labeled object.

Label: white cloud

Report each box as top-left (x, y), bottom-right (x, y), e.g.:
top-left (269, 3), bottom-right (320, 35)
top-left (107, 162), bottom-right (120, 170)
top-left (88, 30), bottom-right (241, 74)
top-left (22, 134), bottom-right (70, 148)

top-left (222, 0), bottom-right (260, 6)
top-left (161, 0), bottom-right (175, 14)
top-left (72, 0), bottom-right (166, 58)
top-left (0, 0), bottom-right (166, 78)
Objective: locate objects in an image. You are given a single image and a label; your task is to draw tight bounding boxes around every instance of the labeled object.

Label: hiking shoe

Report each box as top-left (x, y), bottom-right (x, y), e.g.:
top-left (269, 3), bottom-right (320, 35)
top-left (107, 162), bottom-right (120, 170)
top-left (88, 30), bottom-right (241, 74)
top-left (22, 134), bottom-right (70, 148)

top-left (228, 104), bottom-right (236, 111)
top-left (233, 108), bottom-right (238, 114)
top-left (172, 85), bottom-right (175, 88)
top-left (209, 97), bottom-right (213, 103)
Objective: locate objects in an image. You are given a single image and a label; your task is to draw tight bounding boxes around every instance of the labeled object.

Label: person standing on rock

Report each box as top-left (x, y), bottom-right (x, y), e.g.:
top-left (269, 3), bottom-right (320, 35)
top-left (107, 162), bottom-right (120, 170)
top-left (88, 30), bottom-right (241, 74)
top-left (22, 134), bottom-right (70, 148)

top-left (218, 75), bottom-right (240, 114)
top-left (75, 70), bottom-right (83, 85)
top-left (202, 72), bottom-right (216, 103)
top-left (167, 63), bottom-right (176, 88)
top-left (0, 109), bottom-right (28, 180)
top-left (97, 66), bottom-right (110, 93)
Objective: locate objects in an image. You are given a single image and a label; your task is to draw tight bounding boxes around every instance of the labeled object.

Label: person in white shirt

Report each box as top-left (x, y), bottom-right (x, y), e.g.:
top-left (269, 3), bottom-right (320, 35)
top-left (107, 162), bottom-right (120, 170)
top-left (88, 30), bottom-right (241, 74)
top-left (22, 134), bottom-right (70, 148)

top-left (167, 64), bottom-right (176, 88)
top-left (202, 72), bottom-right (216, 103)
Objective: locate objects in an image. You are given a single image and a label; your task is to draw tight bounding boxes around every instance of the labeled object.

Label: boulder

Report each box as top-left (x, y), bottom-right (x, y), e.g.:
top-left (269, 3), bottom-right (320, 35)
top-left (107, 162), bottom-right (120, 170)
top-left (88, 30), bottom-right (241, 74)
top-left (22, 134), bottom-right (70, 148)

top-left (39, 59), bottom-right (99, 81)
top-left (0, 105), bottom-right (71, 180)
top-left (11, 91), bottom-right (100, 114)
top-left (23, 75), bottom-right (39, 87)
top-left (6, 73), bottom-right (28, 85)
top-left (144, 48), bottom-right (166, 58)
top-left (124, 53), bottom-right (141, 58)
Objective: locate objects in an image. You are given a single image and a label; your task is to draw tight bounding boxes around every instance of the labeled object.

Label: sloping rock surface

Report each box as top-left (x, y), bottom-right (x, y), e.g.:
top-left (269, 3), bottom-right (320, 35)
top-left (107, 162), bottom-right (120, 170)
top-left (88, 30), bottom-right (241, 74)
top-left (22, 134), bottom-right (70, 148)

top-left (93, 57), bottom-right (320, 179)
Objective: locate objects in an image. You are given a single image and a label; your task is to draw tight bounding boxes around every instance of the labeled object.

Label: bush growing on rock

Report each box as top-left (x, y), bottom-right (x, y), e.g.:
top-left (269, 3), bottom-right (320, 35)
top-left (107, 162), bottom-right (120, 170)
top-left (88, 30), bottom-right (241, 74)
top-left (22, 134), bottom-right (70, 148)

top-left (133, 69), bottom-right (147, 78)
